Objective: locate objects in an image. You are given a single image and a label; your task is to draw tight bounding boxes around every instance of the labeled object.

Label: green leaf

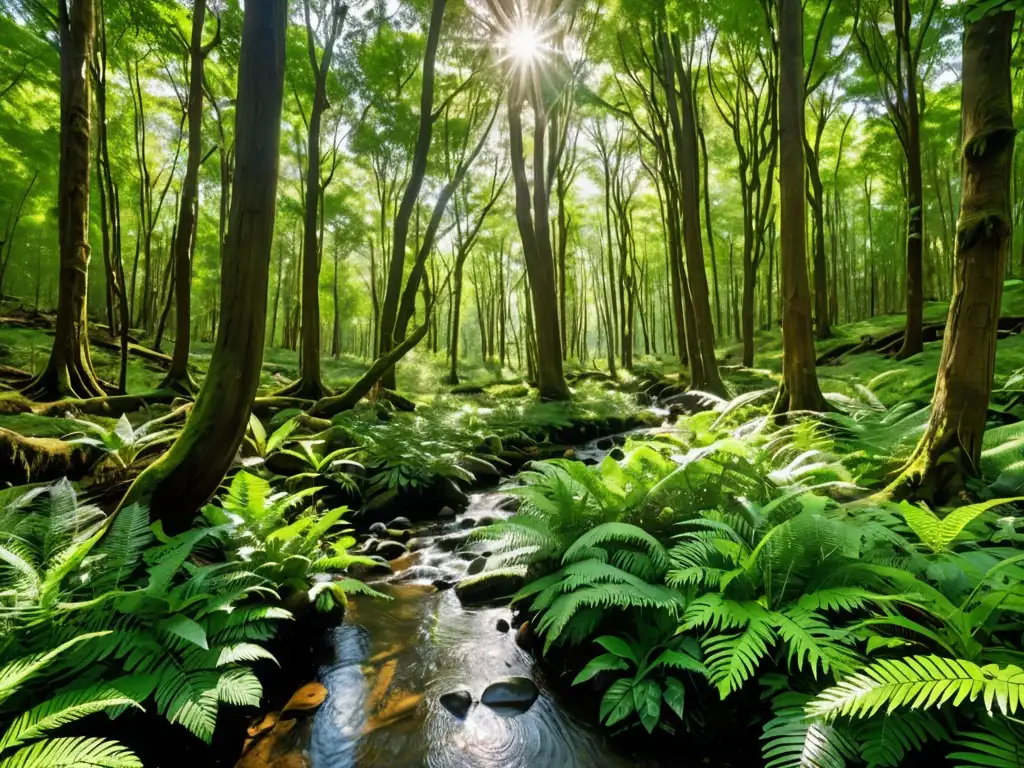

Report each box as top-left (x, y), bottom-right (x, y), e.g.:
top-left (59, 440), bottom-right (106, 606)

top-left (159, 616), bottom-right (209, 650)
top-left (0, 736), bottom-right (141, 767)
top-left (594, 636), bottom-right (638, 665)
top-left (572, 653), bottom-right (630, 685)
top-left (663, 678), bottom-right (685, 720)
top-left (632, 678), bottom-right (661, 733)
top-left (599, 679), bottom-right (635, 727)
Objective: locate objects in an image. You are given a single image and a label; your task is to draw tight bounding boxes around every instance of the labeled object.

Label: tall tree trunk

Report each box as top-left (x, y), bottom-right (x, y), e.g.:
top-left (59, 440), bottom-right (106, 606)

top-left (506, 84), bottom-right (570, 400)
top-left (890, 9), bottom-right (1014, 500)
top-left (663, 33), bottom-right (725, 395)
top-left (118, 0), bottom-right (287, 530)
top-left (377, 0), bottom-right (446, 390)
top-left (773, 0), bottom-right (827, 414)
top-left (162, 0), bottom-right (216, 394)
top-left (807, 143), bottom-right (831, 338)
top-left (25, 0), bottom-right (104, 401)
top-left (281, 0), bottom-right (345, 398)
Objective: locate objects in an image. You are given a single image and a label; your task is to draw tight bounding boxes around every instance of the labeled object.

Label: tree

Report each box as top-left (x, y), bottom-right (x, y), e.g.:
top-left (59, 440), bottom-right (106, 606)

top-left (277, 0), bottom-right (347, 399)
top-left (118, 0), bottom-right (288, 531)
top-left (23, 0), bottom-right (104, 401)
top-left (161, 0), bottom-right (220, 394)
top-left (890, 4), bottom-right (1015, 500)
top-left (853, 0), bottom-right (941, 359)
top-left (773, 0), bottom-right (828, 414)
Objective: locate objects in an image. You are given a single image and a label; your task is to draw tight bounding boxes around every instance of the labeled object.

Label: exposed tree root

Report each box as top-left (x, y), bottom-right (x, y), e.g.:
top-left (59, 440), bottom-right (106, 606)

top-left (31, 389), bottom-right (182, 418)
top-left (157, 369), bottom-right (198, 397)
top-left (21, 361), bottom-right (106, 402)
top-left (0, 427), bottom-right (97, 486)
top-left (251, 396), bottom-right (316, 417)
top-left (307, 321), bottom-right (429, 419)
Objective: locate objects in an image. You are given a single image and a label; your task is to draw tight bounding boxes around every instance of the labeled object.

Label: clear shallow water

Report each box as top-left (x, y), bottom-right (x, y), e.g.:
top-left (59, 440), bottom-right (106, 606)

top-left (307, 492), bottom-right (632, 768)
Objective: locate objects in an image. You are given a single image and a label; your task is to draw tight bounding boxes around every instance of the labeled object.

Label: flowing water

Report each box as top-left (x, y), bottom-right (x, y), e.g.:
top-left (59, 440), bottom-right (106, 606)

top-left (307, 491), bottom-right (632, 768)
top-left (241, 428), bottom-right (668, 768)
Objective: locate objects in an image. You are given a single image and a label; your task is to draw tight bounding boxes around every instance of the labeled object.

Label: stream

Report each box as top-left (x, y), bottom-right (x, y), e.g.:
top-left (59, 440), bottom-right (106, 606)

top-left (239, 430), bottom-right (661, 768)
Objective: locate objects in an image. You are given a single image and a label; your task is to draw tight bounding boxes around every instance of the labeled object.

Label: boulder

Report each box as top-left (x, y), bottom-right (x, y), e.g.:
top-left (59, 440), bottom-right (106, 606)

top-left (440, 690), bottom-right (473, 719)
top-left (595, 437), bottom-right (613, 451)
top-left (480, 677), bottom-right (539, 713)
top-left (369, 522), bottom-right (388, 537)
top-left (387, 516), bottom-right (413, 530)
top-left (458, 454), bottom-right (501, 480)
top-left (609, 447), bottom-right (625, 461)
top-left (440, 478), bottom-right (470, 509)
top-left (348, 557), bottom-right (393, 579)
top-left (496, 618), bottom-right (510, 633)
top-left (466, 556), bottom-right (487, 576)
top-left (376, 540), bottom-right (408, 561)
top-left (438, 506), bottom-right (457, 519)
top-left (355, 537), bottom-right (379, 556)
top-left (436, 532), bottom-right (471, 552)
top-left (458, 517), bottom-right (476, 529)
top-left (455, 568), bottom-right (526, 606)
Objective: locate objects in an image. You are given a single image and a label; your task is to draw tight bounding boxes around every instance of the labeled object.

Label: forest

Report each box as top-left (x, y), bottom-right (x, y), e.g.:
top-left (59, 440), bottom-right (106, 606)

top-left (0, 0), bottom-right (1023, 766)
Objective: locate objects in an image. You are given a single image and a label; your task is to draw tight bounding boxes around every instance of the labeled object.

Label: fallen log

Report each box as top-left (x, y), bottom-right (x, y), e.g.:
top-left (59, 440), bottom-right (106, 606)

top-left (0, 428), bottom-right (97, 486)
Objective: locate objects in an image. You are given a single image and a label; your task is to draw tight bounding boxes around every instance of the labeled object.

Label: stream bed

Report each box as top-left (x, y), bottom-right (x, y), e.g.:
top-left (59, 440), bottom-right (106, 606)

top-left (307, 492), bottom-right (632, 768)
top-left (238, 430), bottom-right (661, 768)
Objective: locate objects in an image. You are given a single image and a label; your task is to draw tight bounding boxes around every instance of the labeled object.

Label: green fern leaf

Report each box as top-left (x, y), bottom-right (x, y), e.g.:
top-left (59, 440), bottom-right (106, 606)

top-left (703, 618), bottom-right (777, 697)
top-left (809, 656), bottom-right (1024, 721)
top-left (898, 498), bottom-right (1023, 553)
top-left (0, 685), bottom-right (141, 751)
top-left (950, 719), bottom-right (1024, 768)
top-left (0, 736), bottom-right (141, 767)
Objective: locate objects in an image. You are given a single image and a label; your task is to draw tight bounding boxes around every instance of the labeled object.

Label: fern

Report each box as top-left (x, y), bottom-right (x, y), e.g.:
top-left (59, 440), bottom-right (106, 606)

top-left (702, 618), bottom-right (777, 697)
top-left (898, 498), bottom-right (1023, 553)
top-left (950, 719), bottom-right (1024, 768)
top-left (0, 683), bottom-right (141, 751)
top-left (809, 656), bottom-right (1024, 720)
top-left (762, 692), bottom-right (859, 768)
top-left (0, 736), bottom-right (141, 767)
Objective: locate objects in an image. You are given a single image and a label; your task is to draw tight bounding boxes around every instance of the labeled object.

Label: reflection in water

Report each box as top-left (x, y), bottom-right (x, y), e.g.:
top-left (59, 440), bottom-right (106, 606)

top-left (308, 492), bottom-right (632, 768)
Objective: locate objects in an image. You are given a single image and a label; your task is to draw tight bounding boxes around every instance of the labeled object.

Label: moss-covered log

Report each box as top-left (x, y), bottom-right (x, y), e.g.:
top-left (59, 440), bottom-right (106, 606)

top-left (0, 428), bottom-right (96, 485)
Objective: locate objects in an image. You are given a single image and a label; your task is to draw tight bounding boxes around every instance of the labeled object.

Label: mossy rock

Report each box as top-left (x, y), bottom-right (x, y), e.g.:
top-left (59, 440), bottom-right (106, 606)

top-left (455, 568), bottom-right (527, 606)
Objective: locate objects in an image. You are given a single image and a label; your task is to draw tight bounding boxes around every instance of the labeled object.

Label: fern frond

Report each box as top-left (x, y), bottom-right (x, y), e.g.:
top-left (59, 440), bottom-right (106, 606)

top-left (703, 618), bottom-right (777, 697)
top-left (0, 684), bottom-right (141, 751)
top-left (949, 719), bottom-right (1024, 768)
top-left (809, 656), bottom-right (1024, 721)
top-left (762, 692), bottom-right (858, 768)
top-left (0, 736), bottom-right (141, 767)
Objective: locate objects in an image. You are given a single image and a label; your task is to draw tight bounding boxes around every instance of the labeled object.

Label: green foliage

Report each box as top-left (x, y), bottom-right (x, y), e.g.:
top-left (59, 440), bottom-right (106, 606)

top-left (63, 415), bottom-right (179, 470)
top-left (573, 622), bottom-right (707, 734)
top-left (201, 471), bottom-right (386, 613)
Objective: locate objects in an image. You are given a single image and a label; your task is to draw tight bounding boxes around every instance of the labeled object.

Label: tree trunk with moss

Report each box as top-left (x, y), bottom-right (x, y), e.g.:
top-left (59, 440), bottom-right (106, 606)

top-left (117, 0), bottom-right (287, 532)
top-left (889, 9), bottom-right (1015, 500)
top-left (773, 0), bottom-right (827, 415)
top-left (24, 0), bottom-right (103, 402)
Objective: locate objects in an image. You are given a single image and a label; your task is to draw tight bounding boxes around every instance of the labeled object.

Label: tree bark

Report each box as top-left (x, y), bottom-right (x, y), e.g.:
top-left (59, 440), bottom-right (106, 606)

top-left (773, 0), bottom-right (827, 415)
top-left (377, 0), bottom-right (446, 390)
top-left (161, 0), bottom-right (217, 394)
top-left (24, 0), bottom-right (104, 402)
top-left (117, 0), bottom-right (287, 532)
top-left (890, 9), bottom-right (1015, 500)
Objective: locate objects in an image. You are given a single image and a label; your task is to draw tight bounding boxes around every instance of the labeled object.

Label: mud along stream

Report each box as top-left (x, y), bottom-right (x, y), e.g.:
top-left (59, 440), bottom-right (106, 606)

top-left (235, 434), bottom-right (645, 768)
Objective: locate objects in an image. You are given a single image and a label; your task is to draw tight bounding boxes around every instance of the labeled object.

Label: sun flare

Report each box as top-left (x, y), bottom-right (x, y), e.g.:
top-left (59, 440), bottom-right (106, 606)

top-left (503, 22), bottom-right (544, 65)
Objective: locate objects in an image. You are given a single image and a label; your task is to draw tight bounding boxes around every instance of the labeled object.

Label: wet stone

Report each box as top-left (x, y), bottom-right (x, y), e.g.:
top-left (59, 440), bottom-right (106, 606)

top-left (474, 515), bottom-right (497, 528)
top-left (609, 447), bottom-right (625, 461)
top-left (436, 532), bottom-right (471, 552)
top-left (432, 578), bottom-right (455, 591)
top-left (457, 551), bottom-right (478, 562)
top-left (458, 517), bottom-right (476, 529)
top-left (480, 677), bottom-right (539, 714)
top-left (440, 689), bottom-right (473, 719)
top-left (466, 556), bottom-right (487, 575)
top-left (369, 522), bottom-right (388, 537)
top-left (496, 618), bottom-right (510, 633)
top-left (438, 506), bottom-right (456, 518)
top-left (376, 540), bottom-right (408, 561)
top-left (387, 516), bottom-right (413, 530)
top-left (406, 537), bottom-right (427, 552)
top-left (595, 437), bottom-right (613, 450)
